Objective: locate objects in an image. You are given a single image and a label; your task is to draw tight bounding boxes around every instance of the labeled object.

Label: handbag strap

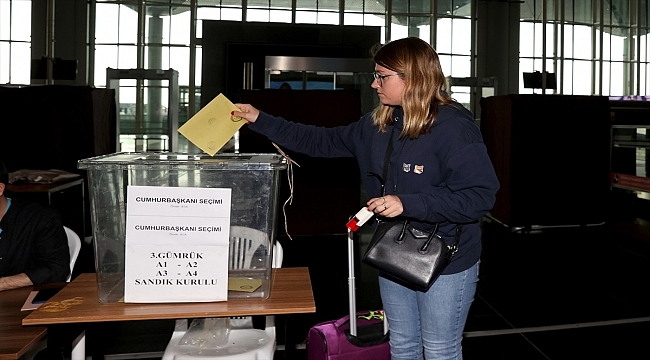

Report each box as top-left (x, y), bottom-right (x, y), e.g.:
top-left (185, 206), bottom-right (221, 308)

top-left (449, 224), bottom-right (463, 254)
top-left (380, 126), bottom-right (395, 196)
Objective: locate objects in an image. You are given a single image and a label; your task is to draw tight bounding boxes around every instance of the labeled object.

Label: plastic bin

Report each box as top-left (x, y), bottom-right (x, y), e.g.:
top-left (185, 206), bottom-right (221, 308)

top-left (78, 152), bottom-right (286, 303)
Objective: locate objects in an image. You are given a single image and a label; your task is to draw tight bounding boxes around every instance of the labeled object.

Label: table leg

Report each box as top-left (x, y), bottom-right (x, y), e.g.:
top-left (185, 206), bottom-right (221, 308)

top-left (46, 324), bottom-right (85, 360)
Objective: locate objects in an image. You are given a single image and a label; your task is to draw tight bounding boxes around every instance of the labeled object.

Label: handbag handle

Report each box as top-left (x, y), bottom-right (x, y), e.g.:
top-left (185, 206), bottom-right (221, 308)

top-left (399, 220), bottom-right (463, 257)
top-left (396, 221), bottom-right (409, 244)
top-left (397, 221), bottom-right (442, 252)
top-left (419, 223), bottom-right (440, 252)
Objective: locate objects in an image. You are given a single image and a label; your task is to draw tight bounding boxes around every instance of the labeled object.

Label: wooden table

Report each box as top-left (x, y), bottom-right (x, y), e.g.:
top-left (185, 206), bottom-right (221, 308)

top-left (22, 268), bottom-right (315, 359)
top-left (0, 284), bottom-right (64, 360)
top-left (5, 178), bottom-right (83, 198)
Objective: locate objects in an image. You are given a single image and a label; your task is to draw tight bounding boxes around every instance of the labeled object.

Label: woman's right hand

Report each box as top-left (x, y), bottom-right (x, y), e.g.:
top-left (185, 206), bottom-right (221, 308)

top-left (367, 195), bottom-right (403, 218)
top-left (233, 103), bottom-right (260, 124)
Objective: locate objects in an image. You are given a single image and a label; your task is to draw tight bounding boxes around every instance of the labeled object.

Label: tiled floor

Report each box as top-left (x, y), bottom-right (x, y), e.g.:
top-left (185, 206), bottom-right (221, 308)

top-left (87, 196), bottom-right (650, 360)
top-left (272, 206), bottom-right (650, 359)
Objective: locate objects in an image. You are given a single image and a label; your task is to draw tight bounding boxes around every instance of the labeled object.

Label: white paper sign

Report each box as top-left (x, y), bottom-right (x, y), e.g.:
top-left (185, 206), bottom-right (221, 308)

top-left (124, 185), bottom-right (232, 303)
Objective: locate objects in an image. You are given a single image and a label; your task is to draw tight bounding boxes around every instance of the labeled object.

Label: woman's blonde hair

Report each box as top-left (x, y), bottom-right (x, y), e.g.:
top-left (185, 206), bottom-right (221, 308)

top-left (371, 37), bottom-right (451, 138)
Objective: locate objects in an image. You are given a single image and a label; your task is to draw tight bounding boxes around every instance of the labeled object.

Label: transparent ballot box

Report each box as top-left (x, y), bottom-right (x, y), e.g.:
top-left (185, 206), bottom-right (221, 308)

top-left (78, 153), bottom-right (287, 303)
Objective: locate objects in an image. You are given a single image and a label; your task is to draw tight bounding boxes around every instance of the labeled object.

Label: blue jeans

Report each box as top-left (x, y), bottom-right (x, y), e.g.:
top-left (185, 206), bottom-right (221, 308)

top-left (378, 260), bottom-right (480, 360)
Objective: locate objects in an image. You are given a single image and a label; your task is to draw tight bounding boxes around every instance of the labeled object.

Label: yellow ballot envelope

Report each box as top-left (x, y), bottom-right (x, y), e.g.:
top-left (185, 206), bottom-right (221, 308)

top-left (178, 93), bottom-right (244, 156)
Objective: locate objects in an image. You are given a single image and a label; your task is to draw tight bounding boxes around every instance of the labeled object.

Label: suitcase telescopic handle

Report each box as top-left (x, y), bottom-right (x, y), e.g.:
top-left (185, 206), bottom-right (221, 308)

top-left (348, 220), bottom-right (388, 338)
top-left (348, 227), bottom-right (358, 337)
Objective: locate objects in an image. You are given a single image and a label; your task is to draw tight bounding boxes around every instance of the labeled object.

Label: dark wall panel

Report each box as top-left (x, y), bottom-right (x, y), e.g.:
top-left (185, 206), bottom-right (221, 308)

top-left (239, 89), bottom-right (363, 236)
top-left (0, 85), bottom-right (96, 173)
top-left (480, 94), bottom-right (611, 227)
top-left (201, 20), bottom-right (380, 105)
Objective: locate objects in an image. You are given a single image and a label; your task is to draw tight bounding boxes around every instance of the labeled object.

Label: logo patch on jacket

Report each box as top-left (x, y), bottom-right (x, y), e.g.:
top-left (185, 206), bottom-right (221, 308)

top-left (402, 163), bottom-right (411, 172)
top-left (414, 165), bottom-right (424, 174)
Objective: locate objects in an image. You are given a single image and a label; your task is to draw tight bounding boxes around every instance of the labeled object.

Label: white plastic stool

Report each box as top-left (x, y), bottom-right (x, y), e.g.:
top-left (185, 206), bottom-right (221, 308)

top-left (162, 227), bottom-right (283, 360)
top-left (162, 317), bottom-right (276, 360)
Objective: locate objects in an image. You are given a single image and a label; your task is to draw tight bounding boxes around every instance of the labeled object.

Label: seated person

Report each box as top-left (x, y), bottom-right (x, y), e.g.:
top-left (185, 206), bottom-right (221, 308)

top-left (0, 162), bottom-right (70, 291)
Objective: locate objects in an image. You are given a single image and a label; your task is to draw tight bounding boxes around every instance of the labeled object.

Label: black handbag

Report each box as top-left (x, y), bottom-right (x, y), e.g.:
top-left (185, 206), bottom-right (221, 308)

top-left (362, 123), bottom-right (462, 291)
top-left (362, 220), bottom-right (462, 291)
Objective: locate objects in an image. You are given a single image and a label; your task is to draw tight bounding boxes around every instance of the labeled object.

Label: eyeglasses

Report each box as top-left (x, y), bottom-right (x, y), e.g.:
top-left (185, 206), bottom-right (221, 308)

top-left (373, 71), bottom-right (401, 86)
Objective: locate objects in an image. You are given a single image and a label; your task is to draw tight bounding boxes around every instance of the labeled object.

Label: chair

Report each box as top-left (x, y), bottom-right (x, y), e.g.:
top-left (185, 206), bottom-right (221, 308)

top-left (63, 226), bottom-right (81, 282)
top-left (162, 226), bottom-right (283, 360)
top-left (25, 226), bottom-right (84, 360)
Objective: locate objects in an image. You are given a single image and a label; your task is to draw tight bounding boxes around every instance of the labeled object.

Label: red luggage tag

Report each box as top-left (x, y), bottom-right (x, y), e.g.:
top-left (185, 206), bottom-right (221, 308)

top-left (346, 207), bottom-right (374, 232)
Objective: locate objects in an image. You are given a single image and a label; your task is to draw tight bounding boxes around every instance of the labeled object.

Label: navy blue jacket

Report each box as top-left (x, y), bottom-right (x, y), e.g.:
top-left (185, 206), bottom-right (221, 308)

top-left (248, 103), bottom-right (499, 274)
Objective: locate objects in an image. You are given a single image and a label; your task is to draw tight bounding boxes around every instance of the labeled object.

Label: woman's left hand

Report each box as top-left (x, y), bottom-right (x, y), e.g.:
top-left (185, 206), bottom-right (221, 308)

top-left (367, 195), bottom-right (403, 218)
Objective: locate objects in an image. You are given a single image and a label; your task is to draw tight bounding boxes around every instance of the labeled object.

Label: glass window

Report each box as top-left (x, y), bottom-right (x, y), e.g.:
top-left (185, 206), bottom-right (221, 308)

top-left (418, 24), bottom-right (431, 44)
top-left (248, 8), bottom-right (271, 22)
top-left (9, 0), bottom-right (30, 41)
top-left (572, 59), bottom-right (591, 95)
top-left (167, 9), bottom-right (191, 45)
top-left (451, 18), bottom-right (471, 55)
top-left (344, 12), bottom-right (363, 25)
top-left (612, 1), bottom-right (630, 26)
top-left (94, 45), bottom-right (116, 87)
top-left (270, 0), bottom-right (292, 10)
top-left (520, 22), bottom-right (535, 57)
top-left (269, 10), bottom-right (292, 23)
top-left (295, 10), bottom-right (317, 23)
top-left (563, 24), bottom-right (573, 58)
top-left (520, 0), bottom-right (537, 21)
top-left (169, 46), bottom-right (190, 85)
top-left (438, 0), bottom-right (470, 17)
top-left (602, 61), bottom-right (610, 95)
top-left (394, 0), bottom-right (432, 14)
top-left (0, 0), bottom-right (31, 85)
top-left (610, 29), bottom-right (627, 62)
top-left (526, 0), bottom-right (650, 96)
top-left (450, 54), bottom-right (471, 77)
top-left (573, 25), bottom-right (592, 60)
top-left (390, 22), bottom-right (409, 41)
top-left (562, 59), bottom-right (574, 94)
top-left (436, 18), bottom-right (452, 53)
top-left (567, 0), bottom-right (592, 24)
top-left (117, 44), bottom-right (138, 69)
top-left (10, 40), bottom-right (29, 84)
top-left (0, 2), bottom-right (10, 41)
top-left (196, 46), bottom-right (202, 86)
top-left (119, 6), bottom-right (139, 44)
top-left (96, 3), bottom-right (120, 43)
top-left (221, 7), bottom-right (243, 21)
top-left (545, 23), bottom-right (554, 56)
top-left (197, 8), bottom-right (224, 38)
top-left (0, 42), bottom-right (9, 83)
top-left (297, 0), bottom-right (338, 11)
top-left (438, 54), bottom-right (451, 77)
top-left (610, 61), bottom-right (625, 95)
top-left (603, 29), bottom-right (612, 61)
top-left (594, 58), bottom-right (600, 94)
top-left (638, 63), bottom-right (646, 94)
top-left (532, 22), bottom-right (543, 57)
top-left (317, 11), bottom-right (339, 25)
top-left (344, 0), bottom-right (363, 12)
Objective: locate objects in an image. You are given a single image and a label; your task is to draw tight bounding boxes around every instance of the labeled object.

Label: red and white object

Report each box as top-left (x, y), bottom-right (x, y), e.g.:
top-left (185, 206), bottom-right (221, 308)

top-left (346, 207), bottom-right (374, 232)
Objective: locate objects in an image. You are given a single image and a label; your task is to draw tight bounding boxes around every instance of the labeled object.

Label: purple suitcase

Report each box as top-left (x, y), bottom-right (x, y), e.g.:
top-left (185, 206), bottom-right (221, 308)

top-left (306, 227), bottom-right (390, 359)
